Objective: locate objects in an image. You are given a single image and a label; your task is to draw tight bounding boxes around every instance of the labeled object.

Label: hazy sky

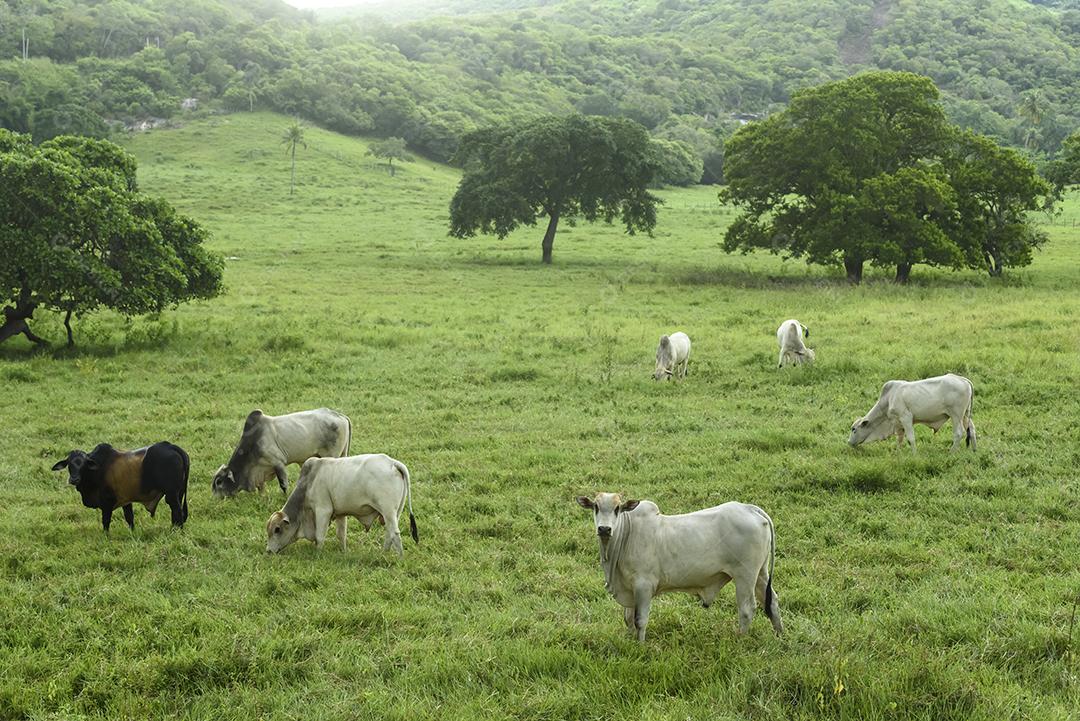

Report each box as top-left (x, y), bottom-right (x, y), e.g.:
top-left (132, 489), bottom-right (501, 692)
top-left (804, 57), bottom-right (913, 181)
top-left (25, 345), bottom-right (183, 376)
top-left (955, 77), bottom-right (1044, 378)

top-left (284, 0), bottom-right (369, 8)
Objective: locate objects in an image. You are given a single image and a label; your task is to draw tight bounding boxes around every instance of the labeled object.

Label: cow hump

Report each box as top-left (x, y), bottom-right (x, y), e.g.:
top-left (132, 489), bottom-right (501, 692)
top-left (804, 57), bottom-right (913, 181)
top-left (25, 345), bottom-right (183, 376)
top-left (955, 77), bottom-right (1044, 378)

top-left (243, 410), bottom-right (265, 433)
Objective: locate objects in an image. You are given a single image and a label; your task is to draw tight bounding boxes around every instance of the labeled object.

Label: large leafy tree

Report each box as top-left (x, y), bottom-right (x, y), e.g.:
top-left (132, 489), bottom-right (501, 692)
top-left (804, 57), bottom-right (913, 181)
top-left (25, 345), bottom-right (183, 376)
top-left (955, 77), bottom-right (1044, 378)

top-left (1045, 130), bottom-right (1080, 192)
top-left (859, 166), bottom-right (961, 283)
top-left (944, 130), bottom-right (1053, 277)
top-left (367, 136), bottom-right (410, 177)
top-left (722, 71), bottom-right (1052, 283)
top-left (722, 71), bottom-right (956, 283)
top-left (449, 114), bottom-right (661, 264)
top-left (0, 130), bottom-right (223, 347)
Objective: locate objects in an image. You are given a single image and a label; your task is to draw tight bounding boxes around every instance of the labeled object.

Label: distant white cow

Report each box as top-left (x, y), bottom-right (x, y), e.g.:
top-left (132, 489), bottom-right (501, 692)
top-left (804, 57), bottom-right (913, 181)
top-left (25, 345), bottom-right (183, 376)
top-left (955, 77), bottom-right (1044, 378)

top-left (653, 332), bottom-right (691, 380)
top-left (848, 373), bottom-right (976, 453)
top-left (776, 319), bottom-right (814, 368)
top-left (265, 454), bottom-right (417, 555)
top-left (577, 492), bottom-right (782, 642)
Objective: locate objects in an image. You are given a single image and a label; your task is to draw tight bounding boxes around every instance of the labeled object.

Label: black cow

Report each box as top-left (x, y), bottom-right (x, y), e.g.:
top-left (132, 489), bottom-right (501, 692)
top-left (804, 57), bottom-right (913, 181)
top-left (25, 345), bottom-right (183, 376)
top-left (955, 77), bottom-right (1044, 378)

top-left (52, 442), bottom-right (190, 533)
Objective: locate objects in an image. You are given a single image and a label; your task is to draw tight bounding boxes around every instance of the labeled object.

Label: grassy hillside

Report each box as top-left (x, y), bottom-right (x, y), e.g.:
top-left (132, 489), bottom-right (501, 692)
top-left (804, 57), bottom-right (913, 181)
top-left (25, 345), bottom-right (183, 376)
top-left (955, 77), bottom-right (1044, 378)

top-left (0, 113), bottom-right (1078, 720)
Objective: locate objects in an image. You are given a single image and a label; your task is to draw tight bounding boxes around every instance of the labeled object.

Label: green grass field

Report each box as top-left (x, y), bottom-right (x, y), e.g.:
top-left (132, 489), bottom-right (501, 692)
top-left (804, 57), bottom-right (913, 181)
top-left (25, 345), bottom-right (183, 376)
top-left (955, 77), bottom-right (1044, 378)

top-left (1, 112), bottom-right (1078, 720)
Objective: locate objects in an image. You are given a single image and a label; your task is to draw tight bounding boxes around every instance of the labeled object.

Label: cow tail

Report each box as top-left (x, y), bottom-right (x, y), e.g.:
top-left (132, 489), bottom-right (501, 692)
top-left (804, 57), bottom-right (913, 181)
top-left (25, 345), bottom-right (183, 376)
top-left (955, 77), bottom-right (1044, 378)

top-left (344, 415), bottom-right (352, 457)
top-left (760, 507), bottom-right (777, 622)
top-left (395, 460), bottom-right (418, 544)
top-left (965, 379), bottom-right (977, 450)
top-left (179, 444), bottom-right (190, 524)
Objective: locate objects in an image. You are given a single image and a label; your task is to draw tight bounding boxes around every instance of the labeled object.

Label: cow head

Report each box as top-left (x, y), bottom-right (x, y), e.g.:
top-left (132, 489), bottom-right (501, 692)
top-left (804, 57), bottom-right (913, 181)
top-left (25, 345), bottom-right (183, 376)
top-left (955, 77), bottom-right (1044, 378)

top-left (653, 336), bottom-right (673, 380)
top-left (265, 510), bottom-right (298, 553)
top-left (211, 464), bottom-right (240, 498)
top-left (848, 414), bottom-right (892, 447)
top-left (577, 492), bottom-right (640, 549)
top-left (52, 450), bottom-right (103, 507)
top-left (51, 450), bottom-right (98, 486)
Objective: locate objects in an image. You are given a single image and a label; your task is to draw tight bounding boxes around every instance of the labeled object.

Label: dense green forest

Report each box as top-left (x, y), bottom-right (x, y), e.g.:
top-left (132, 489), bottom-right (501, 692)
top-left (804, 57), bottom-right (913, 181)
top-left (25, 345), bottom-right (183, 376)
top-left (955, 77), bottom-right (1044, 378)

top-left (2, 0), bottom-right (1078, 182)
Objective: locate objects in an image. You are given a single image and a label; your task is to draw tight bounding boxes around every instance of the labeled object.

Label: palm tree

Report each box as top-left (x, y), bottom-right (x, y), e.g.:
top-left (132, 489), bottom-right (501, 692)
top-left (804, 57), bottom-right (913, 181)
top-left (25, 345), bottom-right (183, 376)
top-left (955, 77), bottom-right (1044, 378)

top-left (280, 121), bottom-right (306, 196)
top-left (1017, 90), bottom-right (1048, 150)
top-left (242, 63), bottom-right (262, 112)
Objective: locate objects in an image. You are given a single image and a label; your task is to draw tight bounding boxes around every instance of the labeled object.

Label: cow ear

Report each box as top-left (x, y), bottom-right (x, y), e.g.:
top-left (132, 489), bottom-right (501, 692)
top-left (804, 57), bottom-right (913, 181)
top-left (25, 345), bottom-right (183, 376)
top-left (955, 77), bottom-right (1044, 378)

top-left (576, 496), bottom-right (595, 509)
top-left (620, 500), bottom-right (640, 513)
top-left (51, 459), bottom-right (69, 471)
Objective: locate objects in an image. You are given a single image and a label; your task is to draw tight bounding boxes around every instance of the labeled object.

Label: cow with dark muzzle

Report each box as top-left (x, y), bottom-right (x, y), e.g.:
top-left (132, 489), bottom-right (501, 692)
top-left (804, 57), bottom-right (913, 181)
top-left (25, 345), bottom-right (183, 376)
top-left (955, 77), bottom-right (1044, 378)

top-left (212, 408), bottom-right (351, 497)
top-left (52, 442), bottom-right (190, 534)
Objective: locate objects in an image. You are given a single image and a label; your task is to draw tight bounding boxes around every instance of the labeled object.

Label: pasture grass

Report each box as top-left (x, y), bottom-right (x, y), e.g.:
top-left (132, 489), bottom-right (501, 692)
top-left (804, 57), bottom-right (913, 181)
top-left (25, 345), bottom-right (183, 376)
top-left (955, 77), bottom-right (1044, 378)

top-left (1, 112), bottom-right (1078, 720)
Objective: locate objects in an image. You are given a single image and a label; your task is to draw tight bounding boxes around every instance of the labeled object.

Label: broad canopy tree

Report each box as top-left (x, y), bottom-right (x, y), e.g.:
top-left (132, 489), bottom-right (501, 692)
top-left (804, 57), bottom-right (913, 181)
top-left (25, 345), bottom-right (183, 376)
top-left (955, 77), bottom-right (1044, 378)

top-left (1045, 130), bottom-right (1080, 192)
top-left (367, 136), bottom-right (410, 176)
top-left (944, 130), bottom-right (1052, 277)
top-left (0, 130), bottom-right (223, 347)
top-left (722, 71), bottom-right (1052, 282)
top-left (449, 114), bottom-right (661, 264)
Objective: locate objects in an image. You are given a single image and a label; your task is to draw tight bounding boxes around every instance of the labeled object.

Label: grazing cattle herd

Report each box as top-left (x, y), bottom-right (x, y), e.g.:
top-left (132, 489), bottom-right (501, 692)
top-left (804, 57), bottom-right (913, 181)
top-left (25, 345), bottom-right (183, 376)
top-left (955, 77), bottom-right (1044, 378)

top-left (52, 319), bottom-right (978, 642)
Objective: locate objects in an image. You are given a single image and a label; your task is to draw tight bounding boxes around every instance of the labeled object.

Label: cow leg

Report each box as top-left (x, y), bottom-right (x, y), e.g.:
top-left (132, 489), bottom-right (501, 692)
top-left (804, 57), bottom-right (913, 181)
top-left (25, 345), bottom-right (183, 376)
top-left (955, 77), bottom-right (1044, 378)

top-left (700, 574), bottom-right (730, 608)
top-left (900, 414), bottom-right (916, 453)
top-left (623, 606), bottom-right (635, 631)
top-left (313, 508), bottom-right (332, 550)
top-left (633, 582), bottom-right (653, 642)
top-left (895, 430), bottom-right (905, 449)
top-left (336, 517), bottom-right (348, 552)
top-left (273, 464), bottom-right (289, 494)
top-left (122, 504), bottom-right (135, 531)
top-left (165, 492), bottom-right (185, 527)
top-left (735, 577), bottom-right (756, 634)
top-left (755, 568), bottom-right (783, 635)
top-left (382, 514), bottom-right (403, 556)
top-left (950, 415), bottom-right (965, 451)
top-left (101, 506), bottom-right (114, 535)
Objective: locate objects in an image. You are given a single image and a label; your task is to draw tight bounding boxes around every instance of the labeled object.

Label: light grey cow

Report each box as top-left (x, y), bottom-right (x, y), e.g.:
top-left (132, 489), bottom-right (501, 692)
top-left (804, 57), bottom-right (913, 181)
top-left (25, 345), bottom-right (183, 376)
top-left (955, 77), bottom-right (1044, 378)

top-left (265, 454), bottom-right (417, 555)
top-left (212, 408), bottom-right (351, 497)
top-left (776, 319), bottom-right (814, 367)
top-left (848, 373), bottom-right (976, 452)
top-left (577, 492), bottom-right (782, 642)
top-left (653, 331), bottom-right (691, 380)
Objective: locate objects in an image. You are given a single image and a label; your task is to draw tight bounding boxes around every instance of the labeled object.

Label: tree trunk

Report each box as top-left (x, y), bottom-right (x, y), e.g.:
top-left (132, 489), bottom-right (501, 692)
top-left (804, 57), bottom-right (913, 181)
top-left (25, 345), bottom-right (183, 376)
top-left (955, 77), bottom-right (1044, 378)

top-left (541, 210), bottom-right (560, 264)
top-left (289, 147), bottom-right (296, 196)
top-left (64, 309), bottom-right (75, 347)
top-left (894, 262), bottom-right (912, 284)
top-left (843, 255), bottom-right (863, 284)
top-left (388, 158), bottom-right (395, 177)
top-left (0, 301), bottom-right (48, 346)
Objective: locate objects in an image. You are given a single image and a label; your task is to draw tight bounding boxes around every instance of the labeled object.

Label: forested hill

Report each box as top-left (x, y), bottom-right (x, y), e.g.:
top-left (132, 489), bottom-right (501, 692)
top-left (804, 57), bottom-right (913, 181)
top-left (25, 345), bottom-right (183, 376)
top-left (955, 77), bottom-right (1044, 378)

top-left (2, 0), bottom-right (1078, 177)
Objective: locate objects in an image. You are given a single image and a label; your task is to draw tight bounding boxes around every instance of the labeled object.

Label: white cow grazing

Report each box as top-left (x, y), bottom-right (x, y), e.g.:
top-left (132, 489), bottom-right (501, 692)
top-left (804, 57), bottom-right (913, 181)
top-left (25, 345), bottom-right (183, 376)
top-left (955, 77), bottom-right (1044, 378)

top-left (776, 319), bottom-right (814, 368)
top-left (265, 454), bottom-right (417, 555)
top-left (212, 408), bottom-right (351, 497)
top-left (577, 492), bottom-right (782, 642)
top-left (653, 332), bottom-right (691, 380)
top-left (848, 373), bottom-right (976, 453)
